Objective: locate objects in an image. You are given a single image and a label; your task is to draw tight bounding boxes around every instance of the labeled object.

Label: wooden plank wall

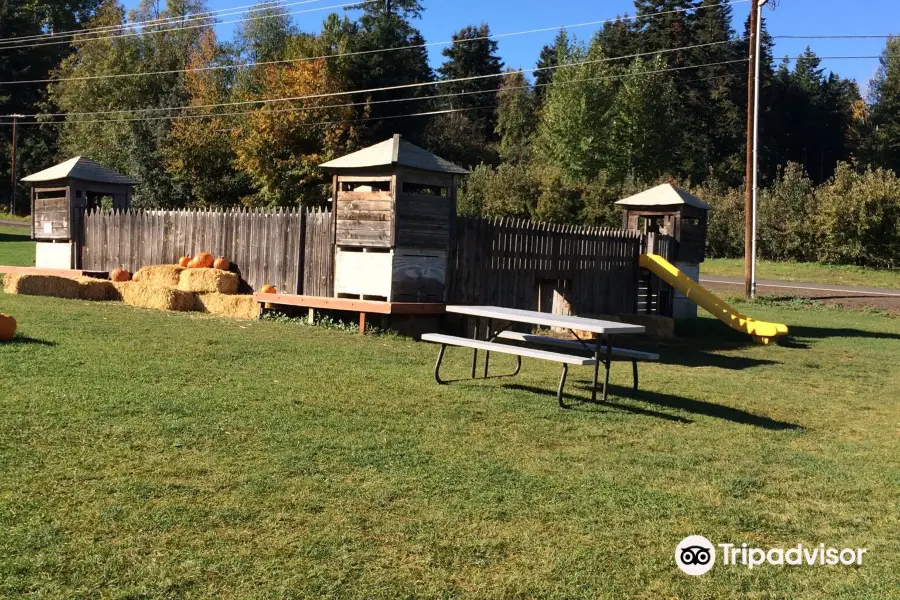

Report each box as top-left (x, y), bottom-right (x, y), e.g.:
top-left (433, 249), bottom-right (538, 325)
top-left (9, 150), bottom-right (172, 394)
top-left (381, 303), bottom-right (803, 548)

top-left (448, 217), bottom-right (643, 317)
top-left (335, 190), bottom-right (393, 248)
top-left (80, 207), bottom-right (319, 294)
top-left (303, 207), bottom-right (334, 297)
top-left (395, 193), bottom-right (453, 250)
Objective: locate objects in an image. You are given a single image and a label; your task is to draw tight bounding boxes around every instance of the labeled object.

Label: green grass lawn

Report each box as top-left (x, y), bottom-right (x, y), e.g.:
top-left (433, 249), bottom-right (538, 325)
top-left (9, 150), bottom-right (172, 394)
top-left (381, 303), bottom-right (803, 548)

top-left (703, 258), bottom-right (900, 290)
top-left (0, 294), bottom-right (898, 598)
top-left (0, 225), bottom-right (35, 267)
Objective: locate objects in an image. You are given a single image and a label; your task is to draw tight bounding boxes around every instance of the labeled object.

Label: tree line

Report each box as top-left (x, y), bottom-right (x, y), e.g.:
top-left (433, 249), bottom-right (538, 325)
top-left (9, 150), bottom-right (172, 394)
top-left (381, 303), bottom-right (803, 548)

top-left (2, 0), bottom-right (900, 264)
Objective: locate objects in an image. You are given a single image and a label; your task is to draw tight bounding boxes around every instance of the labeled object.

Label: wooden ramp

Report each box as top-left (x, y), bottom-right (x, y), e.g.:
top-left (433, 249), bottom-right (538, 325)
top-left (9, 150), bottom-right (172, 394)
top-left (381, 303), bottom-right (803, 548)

top-left (252, 293), bottom-right (445, 334)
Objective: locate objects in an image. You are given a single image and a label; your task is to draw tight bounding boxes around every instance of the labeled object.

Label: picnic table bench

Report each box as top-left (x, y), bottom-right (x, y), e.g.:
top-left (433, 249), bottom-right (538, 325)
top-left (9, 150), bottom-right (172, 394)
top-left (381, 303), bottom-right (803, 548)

top-left (422, 306), bottom-right (649, 408)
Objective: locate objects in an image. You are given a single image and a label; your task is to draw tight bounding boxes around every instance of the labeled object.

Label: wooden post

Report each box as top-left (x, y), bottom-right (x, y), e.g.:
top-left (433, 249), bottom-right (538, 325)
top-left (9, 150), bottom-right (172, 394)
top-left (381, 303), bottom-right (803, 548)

top-left (359, 312), bottom-right (366, 335)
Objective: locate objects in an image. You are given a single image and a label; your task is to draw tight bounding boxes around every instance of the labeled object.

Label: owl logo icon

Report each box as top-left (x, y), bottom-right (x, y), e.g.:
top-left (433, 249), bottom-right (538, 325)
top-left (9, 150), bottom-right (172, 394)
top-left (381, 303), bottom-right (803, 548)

top-left (676, 536), bottom-right (716, 576)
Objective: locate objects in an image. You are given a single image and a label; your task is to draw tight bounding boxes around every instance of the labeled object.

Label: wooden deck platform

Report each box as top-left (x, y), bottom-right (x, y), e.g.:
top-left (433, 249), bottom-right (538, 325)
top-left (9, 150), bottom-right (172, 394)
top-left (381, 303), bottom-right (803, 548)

top-left (0, 265), bottom-right (99, 278)
top-left (252, 293), bottom-right (446, 334)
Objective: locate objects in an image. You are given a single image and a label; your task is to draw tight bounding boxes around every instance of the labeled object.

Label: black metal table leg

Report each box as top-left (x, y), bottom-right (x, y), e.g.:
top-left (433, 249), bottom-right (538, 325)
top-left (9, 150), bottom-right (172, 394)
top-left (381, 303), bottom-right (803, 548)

top-left (591, 336), bottom-right (602, 403)
top-left (483, 318), bottom-right (492, 378)
top-left (602, 334), bottom-right (613, 402)
top-left (557, 364), bottom-right (570, 408)
top-left (434, 344), bottom-right (448, 384)
top-left (632, 360), bottom-right (639, 391)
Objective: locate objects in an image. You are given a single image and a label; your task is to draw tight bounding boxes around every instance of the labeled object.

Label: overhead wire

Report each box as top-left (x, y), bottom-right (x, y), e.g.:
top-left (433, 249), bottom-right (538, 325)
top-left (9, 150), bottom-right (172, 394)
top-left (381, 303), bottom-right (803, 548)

top-left (4, 39), bottom-right (741, 120)
top-left (5, 58), bottom-right (749, 126)
top-left (0, 0), bottom-right (749, 85)
top-left (0, 0), bottom-right (313, 46)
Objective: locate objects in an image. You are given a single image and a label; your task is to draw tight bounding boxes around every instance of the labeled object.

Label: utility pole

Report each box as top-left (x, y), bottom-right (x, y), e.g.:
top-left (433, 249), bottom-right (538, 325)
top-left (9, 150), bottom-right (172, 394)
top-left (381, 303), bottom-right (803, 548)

top-left (9, 114), bottom-right (24, 217)
top-left (744, 0), bottom-right (761, 298)
top-left (384, 0), bottom-right (391, 15)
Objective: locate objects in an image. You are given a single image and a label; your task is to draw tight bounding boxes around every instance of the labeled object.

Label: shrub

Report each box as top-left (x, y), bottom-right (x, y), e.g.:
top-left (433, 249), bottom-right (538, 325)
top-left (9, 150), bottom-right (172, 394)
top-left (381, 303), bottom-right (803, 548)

top-left (816, 163), bottom-right (900, 267)
top-left (757, 162), bottom-right (818, 261)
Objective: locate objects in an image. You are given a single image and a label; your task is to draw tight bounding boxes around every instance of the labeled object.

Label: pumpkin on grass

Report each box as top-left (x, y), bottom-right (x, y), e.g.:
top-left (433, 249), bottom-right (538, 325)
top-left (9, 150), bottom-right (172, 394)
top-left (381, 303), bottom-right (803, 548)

top-left (260, 284), bottom-right (277, 294)
top-left (213, 256), bottom-right (230, 271)
top-left (111, 268), bottom-right (132, 282)
top-left (178, 256), bottom-right (191, 268)
top-left (193, 252), bottom-right (214, 268)
top-left (0, 314), bottom-right (16, 341)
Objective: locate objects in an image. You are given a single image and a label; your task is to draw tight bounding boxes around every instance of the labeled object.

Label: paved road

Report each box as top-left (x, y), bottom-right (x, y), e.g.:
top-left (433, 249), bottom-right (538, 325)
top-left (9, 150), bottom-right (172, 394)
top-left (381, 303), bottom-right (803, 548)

top-left (700, 275), bottom-right (900, 298)
top-left (0, 219), bottom-right (29, 229)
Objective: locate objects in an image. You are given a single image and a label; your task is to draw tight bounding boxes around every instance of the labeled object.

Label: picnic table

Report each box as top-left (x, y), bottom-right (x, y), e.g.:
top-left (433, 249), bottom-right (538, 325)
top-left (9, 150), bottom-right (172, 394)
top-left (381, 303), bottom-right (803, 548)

top-left (422, 306), bottom-right (655, 408)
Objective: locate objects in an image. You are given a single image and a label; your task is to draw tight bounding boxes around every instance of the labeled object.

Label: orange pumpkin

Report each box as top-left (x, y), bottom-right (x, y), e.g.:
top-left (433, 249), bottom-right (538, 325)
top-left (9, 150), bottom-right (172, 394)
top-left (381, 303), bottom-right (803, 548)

top-left (187, 258), bottom-right (198, 269)
top-left (0, 314), bottom-right (16, 342)
top-left (193, 251), bottom-right (214, 269)
top-left (111, 268), bottom-right (132, 282)
top-left (260, 284), bottom-right (277, 294)
top-left (213, 256), bottom-right (230, 271)
top-left (178, 256), bottom-right (191, 268)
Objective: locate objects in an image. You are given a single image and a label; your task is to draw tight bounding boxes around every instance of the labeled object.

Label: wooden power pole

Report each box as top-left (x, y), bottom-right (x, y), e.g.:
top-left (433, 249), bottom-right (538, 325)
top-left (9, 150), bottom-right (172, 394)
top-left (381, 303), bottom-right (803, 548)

top-left (744, 0), bottom-right (760, 299)
top-left (10, 114), bottom-right (22, 217)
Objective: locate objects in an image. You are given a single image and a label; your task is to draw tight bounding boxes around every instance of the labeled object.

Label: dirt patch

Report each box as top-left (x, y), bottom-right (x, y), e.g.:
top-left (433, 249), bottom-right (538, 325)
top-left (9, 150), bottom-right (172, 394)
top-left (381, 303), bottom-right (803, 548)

top-left (704, 281), bottom-right (900, 315)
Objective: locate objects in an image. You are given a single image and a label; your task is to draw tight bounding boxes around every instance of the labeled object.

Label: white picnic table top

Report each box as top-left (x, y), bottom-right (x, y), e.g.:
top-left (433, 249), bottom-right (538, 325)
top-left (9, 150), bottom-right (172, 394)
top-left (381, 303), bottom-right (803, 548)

top-left (446, 305), bottom-right (646, 335)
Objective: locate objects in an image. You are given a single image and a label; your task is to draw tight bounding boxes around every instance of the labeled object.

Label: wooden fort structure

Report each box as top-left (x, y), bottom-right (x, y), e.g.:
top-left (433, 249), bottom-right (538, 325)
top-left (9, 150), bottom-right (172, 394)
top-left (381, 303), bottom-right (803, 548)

top-left (14, 141), bottom-right (698, 331)
top-left (320, 134), bottom-right (468, 303)
top-left (22, 156), bottom-right (135, 270)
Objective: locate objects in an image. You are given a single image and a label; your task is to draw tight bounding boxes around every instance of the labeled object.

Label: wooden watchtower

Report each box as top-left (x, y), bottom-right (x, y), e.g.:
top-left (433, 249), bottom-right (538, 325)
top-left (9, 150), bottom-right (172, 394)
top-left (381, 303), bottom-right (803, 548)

top-left (22, 156), bottom-right (135, 269)
top-left (617, 183), bottom-right (711, 319)
top-left (320, 135), bottom-right (469, 302)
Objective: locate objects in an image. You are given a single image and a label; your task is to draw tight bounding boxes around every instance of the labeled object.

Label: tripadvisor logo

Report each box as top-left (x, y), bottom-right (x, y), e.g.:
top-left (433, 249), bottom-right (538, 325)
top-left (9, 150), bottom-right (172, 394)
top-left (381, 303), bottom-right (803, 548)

top-left (675, 536), bottom-right (868, 576)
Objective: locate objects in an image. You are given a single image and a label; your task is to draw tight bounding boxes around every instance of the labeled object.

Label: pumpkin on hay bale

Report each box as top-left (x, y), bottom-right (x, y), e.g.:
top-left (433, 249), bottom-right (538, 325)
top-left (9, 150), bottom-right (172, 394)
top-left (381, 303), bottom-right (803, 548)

top-left (113, 281), bottom-right (197, 312)
top-left (193, 251), bottom-right (214, 269)
top-left (178, 268), bottom-right (239, 294)
top-left (133, 264), bottom-right (184, 287)
top-left (178, 256), bottom-right (191, 268)
top-left (111, 268), bottom-right (132, 282)
top-left (0, 314), bottom-right (16, 341)
top-left (195, 292), bottom-right (257, 320)
top-left (213, 256), bottom-right (230, 271)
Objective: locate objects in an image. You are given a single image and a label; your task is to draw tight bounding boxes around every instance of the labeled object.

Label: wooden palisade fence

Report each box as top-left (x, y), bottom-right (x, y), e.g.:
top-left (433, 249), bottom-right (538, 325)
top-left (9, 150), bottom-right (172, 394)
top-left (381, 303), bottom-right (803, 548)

top-left (80, 207), bottom-right (333, 295)
top-left (79, 208), bottom-right (656, 316)
top-left (449, 217), bottom-right (642, 317)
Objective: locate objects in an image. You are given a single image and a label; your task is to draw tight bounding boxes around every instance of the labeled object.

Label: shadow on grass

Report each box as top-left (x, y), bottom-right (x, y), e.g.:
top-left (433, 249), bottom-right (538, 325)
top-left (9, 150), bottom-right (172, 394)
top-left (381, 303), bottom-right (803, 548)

top-left (503, 383), bottom-right (693, 424)
top-left (504, 380), bottom-right (802, 431)
top-left (5, 336), bottom-right (56, 347)
top-left (787, 325), bottom-right (900, 341)
top-left (0, 231), bottom-right (30, 243)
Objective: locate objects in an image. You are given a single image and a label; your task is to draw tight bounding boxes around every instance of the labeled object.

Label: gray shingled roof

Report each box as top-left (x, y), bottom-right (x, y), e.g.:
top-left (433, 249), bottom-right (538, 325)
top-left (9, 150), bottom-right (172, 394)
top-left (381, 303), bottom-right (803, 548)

top-left (320, 135), bottom-right (469, 175)
top-left (615, 183), bottom-right (711, 210)
top-left (21, 156), bottom-right (137, 185)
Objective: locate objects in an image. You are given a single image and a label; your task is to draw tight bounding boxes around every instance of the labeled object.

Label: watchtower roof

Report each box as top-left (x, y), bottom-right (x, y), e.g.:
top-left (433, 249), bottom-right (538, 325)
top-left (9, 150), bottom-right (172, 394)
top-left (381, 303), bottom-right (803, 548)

top-left (615, 183), bottom-right (710, 210)
top-left (320, 134), bottom-right (469, 175)
top-left (21, 156), bottom-right (136, 185)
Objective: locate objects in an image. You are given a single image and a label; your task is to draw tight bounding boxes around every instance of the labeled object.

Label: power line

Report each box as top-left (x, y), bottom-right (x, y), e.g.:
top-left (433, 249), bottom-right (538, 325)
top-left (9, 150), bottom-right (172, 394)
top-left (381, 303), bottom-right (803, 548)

top-left (0, 0), bottom-right (749, 85)
top-left (0, 1), bottom-right (375, 51)
top-left (0, 0), bottom-right (311, 46)
top-left (4, 58), bottom-right (749, 126)
top-left (3, 39), bottom-right (739, 119)
top-left (775, 35), bottom-right (897, 39)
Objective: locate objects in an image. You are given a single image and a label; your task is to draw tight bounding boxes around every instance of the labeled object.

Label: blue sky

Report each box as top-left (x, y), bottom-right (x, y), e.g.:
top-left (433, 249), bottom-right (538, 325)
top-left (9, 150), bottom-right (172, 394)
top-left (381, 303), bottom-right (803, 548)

top-left (129, 0), bottom-right (896, 96)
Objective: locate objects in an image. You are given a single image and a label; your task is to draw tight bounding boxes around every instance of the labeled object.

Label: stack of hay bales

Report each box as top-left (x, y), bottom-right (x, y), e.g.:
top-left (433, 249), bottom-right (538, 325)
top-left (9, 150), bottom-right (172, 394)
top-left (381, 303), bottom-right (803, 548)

top-left (3, 261), bottom-right (260, 320)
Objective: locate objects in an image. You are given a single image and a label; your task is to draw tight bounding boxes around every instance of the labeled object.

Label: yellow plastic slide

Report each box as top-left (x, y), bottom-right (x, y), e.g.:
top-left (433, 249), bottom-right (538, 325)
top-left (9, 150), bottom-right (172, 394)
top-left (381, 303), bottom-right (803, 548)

top-left (640, 254), bottom-right (789, 345)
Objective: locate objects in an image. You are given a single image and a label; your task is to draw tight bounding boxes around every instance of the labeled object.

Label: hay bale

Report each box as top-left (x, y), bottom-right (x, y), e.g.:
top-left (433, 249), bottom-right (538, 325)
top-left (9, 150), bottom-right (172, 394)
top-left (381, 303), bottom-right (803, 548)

top-left (178, 268), bottom-right (239, 294)
top-left (616, 313), bottom-right (675, 339)
top-left (195, 292), bottom-right (258, 320)
top-left (133, 265), bottom-right (184, 288)
top-left (114, 281), bottom-right (198, 312)
top-left (76, 277), bottom-right (120, 301)
top-left (2, 274), bottom-right (82, 299)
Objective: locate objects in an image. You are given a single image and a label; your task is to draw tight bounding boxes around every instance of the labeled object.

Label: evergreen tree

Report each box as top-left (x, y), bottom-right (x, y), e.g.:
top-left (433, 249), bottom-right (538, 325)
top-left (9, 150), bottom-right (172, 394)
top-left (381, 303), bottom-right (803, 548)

top-left (495, 70), bottom-right (537, 164)
top-left (0, 0), bottom-right (102, 211)
top-left (607, 55), bottom-right (678, 181)
top-left (867, 37), bottom-right (900, 173)
top-left (435, 24), bottom-right (504, 143)
top-left (346, 1), bottom-right (433, 145)
top-left (534, 30), bottom-right (569, 105)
